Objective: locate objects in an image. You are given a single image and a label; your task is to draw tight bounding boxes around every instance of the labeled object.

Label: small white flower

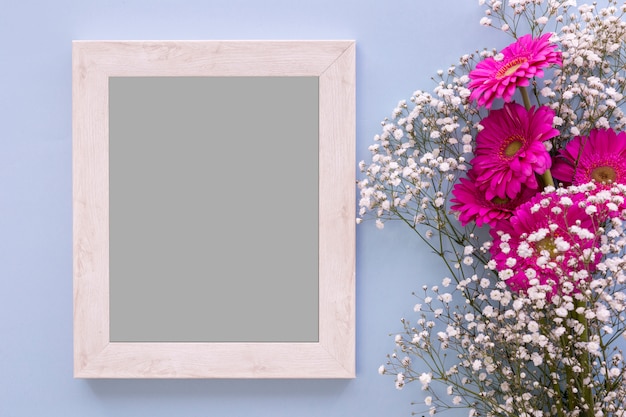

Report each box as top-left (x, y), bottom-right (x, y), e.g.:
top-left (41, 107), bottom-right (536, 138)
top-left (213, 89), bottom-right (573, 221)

top-left (587, 341), bottom-right (601, 356)
top-left (396, 373), bottom-right (405, 390)
top-left (559, 196), bottom-right (573, 206)
top-left (554, 237), bottom-right (570, 252)
top-left (480, 16), bottom-right (492, 26)
top-left (498, 269), bottom-right (514, 281)
top-left (419, 372), bottom-right (432, 389)
top-left (555, 307), bottom-right (568, 317)
top-left (596, 306), bottom-right (610, 322)
top-left (531, 352), bottom-right (543, 366)
top-left (440, 293), bottom-right (453, 303)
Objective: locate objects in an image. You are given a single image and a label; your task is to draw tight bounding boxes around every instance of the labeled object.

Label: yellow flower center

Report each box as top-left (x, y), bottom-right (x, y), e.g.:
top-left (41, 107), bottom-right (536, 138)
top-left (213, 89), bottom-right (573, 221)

top-left (591, 165), bottom-right (617, 183)
top-left (536, 237), bottom-right (557, 259)
top-left (491, 196), bottom-right (509, 205)
top-left (496, 57), bottom-right (527, 78)
top-left (504, 140), bottom-right (523, 157)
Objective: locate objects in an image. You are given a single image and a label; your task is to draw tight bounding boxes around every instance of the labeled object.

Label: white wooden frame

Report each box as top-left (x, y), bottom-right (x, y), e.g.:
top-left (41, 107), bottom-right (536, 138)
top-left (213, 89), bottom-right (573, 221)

top-left (72, 40), bottom-right (356, 378)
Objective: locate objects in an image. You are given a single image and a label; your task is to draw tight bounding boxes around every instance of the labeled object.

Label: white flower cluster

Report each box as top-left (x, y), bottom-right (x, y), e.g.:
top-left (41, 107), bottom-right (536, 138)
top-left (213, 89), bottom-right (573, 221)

top-left (363, 1), bottom-right (626, 416)
top-left (482, 0), bottom-right (626, 137)
top-left (357, 61), bottom-right (484, 240)
top-left (358, 1), bottom-right (626, 232)
top-left (384, 218), bottom-right (626, 416)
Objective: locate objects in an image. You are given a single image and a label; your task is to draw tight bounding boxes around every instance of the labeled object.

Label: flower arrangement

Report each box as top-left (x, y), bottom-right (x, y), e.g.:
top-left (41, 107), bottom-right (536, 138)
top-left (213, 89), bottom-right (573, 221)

top-left (357, 1), bottom-right (626, 416)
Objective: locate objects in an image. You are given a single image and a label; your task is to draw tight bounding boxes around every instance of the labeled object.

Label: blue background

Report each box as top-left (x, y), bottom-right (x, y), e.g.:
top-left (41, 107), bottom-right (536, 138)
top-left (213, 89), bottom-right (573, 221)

top-left (0, 1), bottom-right (505, 416)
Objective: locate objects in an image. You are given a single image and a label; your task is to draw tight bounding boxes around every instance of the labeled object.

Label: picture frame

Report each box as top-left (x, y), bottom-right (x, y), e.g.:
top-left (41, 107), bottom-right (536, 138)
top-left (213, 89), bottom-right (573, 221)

top-left (72, 40), bottom-right (356, 378)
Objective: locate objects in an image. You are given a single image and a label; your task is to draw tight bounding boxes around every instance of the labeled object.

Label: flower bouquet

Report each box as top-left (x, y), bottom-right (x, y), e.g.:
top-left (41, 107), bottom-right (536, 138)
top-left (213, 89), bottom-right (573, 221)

top-left (358, 1), bottom-right (626, 416)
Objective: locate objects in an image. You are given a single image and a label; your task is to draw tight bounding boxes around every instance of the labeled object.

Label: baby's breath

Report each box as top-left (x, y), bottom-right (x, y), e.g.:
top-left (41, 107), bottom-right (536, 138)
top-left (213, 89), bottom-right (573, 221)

top-left (363, 1), bottom-right (626, 416)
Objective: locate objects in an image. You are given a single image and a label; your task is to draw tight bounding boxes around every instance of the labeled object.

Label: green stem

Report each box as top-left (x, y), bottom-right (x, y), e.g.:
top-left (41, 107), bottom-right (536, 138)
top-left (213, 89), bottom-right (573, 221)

top-left (574, 300), bottom-right (594, 417)
top-left (541, 169), bottom-right (555, 189)
top-left (519, 86), bottom-right (556, 190)
top-left (563, 336), bottom-right (576, 412)
top-left (520, 86), bottom-right (532, 111)
top-left (539, 314), bottom-right (566, 417)
top-left (551, 376), bottom-right (566, 417)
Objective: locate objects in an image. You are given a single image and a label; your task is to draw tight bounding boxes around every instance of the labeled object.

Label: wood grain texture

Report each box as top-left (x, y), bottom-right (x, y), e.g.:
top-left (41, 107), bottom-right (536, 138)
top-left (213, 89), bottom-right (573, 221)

top-left (73, 40), bottom-right (356, 378)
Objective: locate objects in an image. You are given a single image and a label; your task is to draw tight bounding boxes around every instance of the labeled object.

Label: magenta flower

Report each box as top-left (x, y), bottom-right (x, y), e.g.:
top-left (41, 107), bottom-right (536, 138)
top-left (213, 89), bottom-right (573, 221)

top-left (472, 102), bottom-right (558, 200)
top-left (552, 128), bottom-right (626, 186)
top-left (489, 190), bottom-right (603, 296)
top-left (451, 169), bottom-right (538, 227)
top-left (468, 33), bottom-right (562, 109)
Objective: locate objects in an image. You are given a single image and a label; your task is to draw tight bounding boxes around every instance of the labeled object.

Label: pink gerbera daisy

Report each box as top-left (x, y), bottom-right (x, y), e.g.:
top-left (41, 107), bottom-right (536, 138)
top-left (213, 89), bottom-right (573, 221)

top-left (552, 128), bottom-right (626, 186)
top-left (468, 33), bottom-right (562, 109)
top-left (472, 102), bottom-right (558, 200)
top-left (489, 189), bottom-right (604, 296)
top-left (451, 169), bottom-right (538, 227)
